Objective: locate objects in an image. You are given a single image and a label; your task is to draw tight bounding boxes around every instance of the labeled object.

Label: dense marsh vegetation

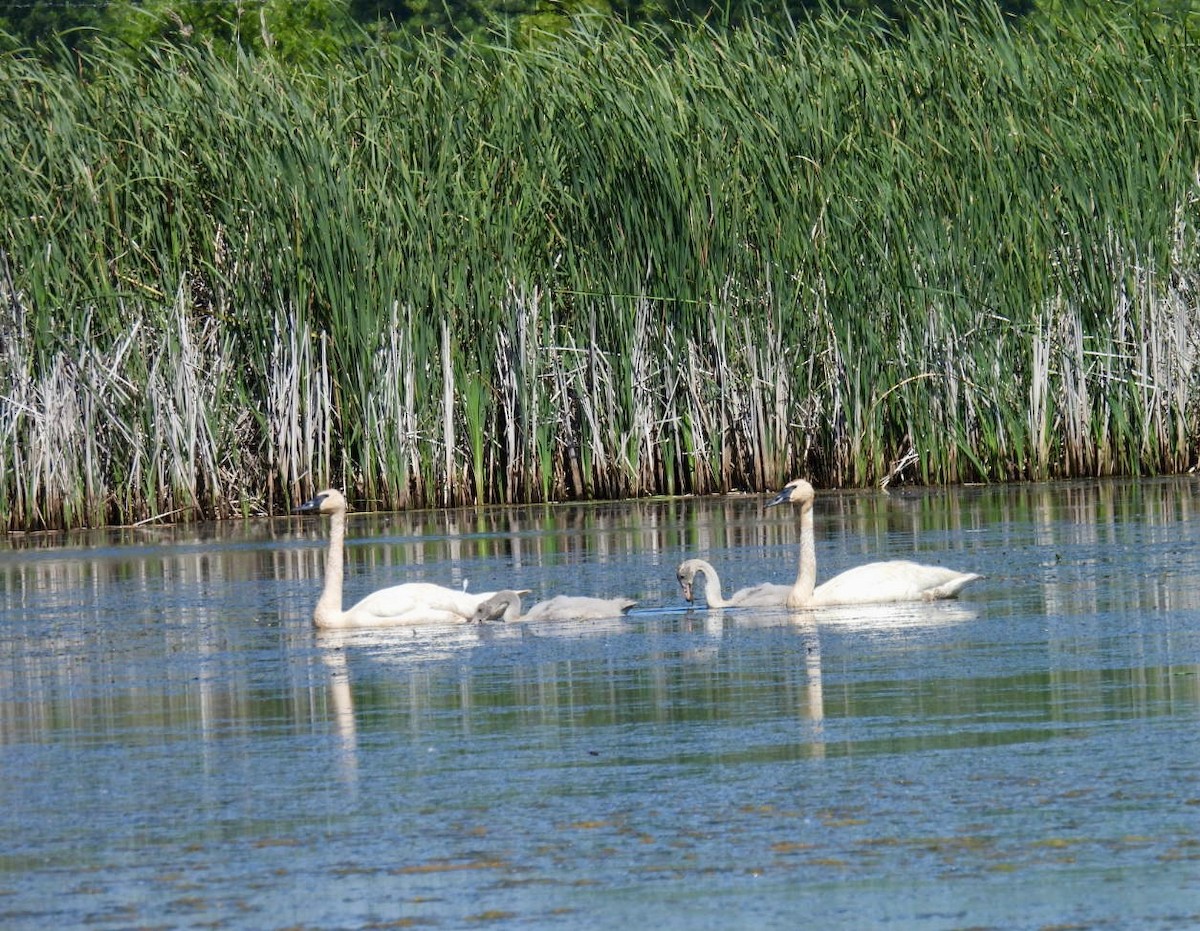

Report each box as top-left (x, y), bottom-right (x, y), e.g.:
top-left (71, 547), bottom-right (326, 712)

top-left (2, 4), bottom-right (1199, 529)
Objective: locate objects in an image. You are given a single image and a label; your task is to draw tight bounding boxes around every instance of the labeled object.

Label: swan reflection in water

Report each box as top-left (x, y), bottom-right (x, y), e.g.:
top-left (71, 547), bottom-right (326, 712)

top-left (785, 600), bottom-right (978, 757)
top-left (687, 598), bottom-right (980, 759)
top-left (312, 598), bottom-right (644, 776)
top-left (315, 620), bottom-right (515, 792)
top-left (321, 646), bottom-right (360, 791)
top-left (788, 599), bottom-right (979, 631)
top-left (793, 615), bottom-right (825, 753)
top-left (689, 591), bottom-right (979, 633)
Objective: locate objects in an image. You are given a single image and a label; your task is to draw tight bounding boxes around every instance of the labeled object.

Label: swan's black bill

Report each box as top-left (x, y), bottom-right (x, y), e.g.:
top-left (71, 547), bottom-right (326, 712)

top-left (293, 493), bottom-right (327, 514)
top-left (765, 488), bottom-right (790, 508)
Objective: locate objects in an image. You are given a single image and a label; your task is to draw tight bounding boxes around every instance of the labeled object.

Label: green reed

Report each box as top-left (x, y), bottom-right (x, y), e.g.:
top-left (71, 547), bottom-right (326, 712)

top-left (2, 4), bottom-right (1199, 529)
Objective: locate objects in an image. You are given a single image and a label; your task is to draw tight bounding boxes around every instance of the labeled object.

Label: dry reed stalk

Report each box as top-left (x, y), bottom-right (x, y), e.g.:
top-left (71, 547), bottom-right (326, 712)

top-left (495, 312), bottom-right (518, 503)
top-left (1029, 322), bottom-right (1052, 478)
top-left (270, 305), bottom-right (334, 509)
top-left (572, 323), bottom-right (606, 497)
top-left (587, 315), bottom-right (625, 499)
top-left (682, 339), bottom-right (714, 494)
top-left (628, 297), bottom-right (654, 494)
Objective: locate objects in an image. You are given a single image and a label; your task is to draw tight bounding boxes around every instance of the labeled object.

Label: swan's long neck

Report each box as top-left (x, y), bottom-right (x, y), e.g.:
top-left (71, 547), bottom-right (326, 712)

top-left (501, 593), bottom-right (523, 621)
top-left (315, 510), bottom-right (347, 627)
top-left (695, 560), bottom-right (731, 608)
top-left (787, 502), bottom-right (817, 608)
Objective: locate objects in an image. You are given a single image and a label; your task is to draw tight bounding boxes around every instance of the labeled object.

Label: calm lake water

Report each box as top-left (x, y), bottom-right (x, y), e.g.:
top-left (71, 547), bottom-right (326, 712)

top-left (2, 478), bottom-right (1199, 929)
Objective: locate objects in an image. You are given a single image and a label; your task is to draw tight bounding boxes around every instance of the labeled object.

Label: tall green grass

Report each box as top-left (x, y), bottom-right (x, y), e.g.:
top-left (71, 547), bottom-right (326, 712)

top-left (2, 5), bottom-right (1199, 529)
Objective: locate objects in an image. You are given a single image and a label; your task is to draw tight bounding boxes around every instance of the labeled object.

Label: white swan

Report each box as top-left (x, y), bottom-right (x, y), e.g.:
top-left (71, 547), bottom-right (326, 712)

top-left (676, 558), bottom-right (791, 608)
top-left (766, 478), bottom-right (981, 608)
top-left (295, 489), bottom-right (506, 629)
top-left (470, 590), bottom-right (637, 623)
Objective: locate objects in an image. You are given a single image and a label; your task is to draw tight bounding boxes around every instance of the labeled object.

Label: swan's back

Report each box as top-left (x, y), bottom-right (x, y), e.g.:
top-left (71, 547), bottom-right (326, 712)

top-left (726, 582), bottom-right (791, 607)
top-left (810, 560), bottom-right (980, 607)
top-left (341, 582), bottom-right (500, 627)
top-left (523, 595), bottom-right (637, 621)
top-left (468, 591), bottom-right (635, 622)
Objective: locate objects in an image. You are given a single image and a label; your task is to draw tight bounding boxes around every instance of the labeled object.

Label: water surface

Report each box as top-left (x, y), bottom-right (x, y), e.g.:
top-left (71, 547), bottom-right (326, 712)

top-left (2, 478), bottom-right (1199, 929)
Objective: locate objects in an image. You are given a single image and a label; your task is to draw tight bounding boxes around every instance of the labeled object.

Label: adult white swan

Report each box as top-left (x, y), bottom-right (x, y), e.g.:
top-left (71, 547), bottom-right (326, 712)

top-left (676, 558), bottom-right (791, 608)
top-left (294, 489), bottom-right (506, 629)
top-left (766, 478), bottom-right (981, 608)
top-left (470, 590), bottom-right (637, 623)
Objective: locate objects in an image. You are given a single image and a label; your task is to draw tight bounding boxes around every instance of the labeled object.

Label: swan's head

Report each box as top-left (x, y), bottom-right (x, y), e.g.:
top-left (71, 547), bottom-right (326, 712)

top-left (294, 489), bottom-right (348, 516)
top-left (676, 559), bottom-right (704, 603)
top-left (766, 478), bottom-right (815, 509)
top-left (470, 590), bottom-right (524, 623)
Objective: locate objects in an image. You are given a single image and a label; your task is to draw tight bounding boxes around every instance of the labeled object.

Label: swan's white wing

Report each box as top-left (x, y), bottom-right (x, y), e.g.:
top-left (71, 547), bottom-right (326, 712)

top-left (811, 560), bottom-right (979, 606)
top-left (342, 582), bottom-right (490, 626)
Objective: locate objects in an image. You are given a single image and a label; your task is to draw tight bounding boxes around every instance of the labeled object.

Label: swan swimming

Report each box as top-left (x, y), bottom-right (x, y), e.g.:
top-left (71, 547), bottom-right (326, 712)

top-left (294, 489), bottom-right (506, 628)
top-left (676, 558), bottom-right (791, 608)
top-left (470, 590), bottom-right (637, 623)
top-left (766, 478), bottom-right (981, 608)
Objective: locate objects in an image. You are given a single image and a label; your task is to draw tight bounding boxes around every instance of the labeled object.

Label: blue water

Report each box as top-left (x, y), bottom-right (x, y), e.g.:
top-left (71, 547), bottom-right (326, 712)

top-left (2, 478), bottom-right (1199, 929)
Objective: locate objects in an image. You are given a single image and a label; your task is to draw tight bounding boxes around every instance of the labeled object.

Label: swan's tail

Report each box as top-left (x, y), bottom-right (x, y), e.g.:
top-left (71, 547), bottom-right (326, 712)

top-left (922, 572), bottom-right (983, 600)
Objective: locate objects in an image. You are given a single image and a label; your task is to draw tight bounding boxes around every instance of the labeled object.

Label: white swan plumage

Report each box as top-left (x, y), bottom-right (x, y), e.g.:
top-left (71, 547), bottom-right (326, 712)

top-left (676, 558), bottom-right (791, 608)
top-left (470, 590), bottom-right (637, 623)
top-left (295, 489), bottom-right (506, 628)
top-left (766, 478), bottom-right (981, 608)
